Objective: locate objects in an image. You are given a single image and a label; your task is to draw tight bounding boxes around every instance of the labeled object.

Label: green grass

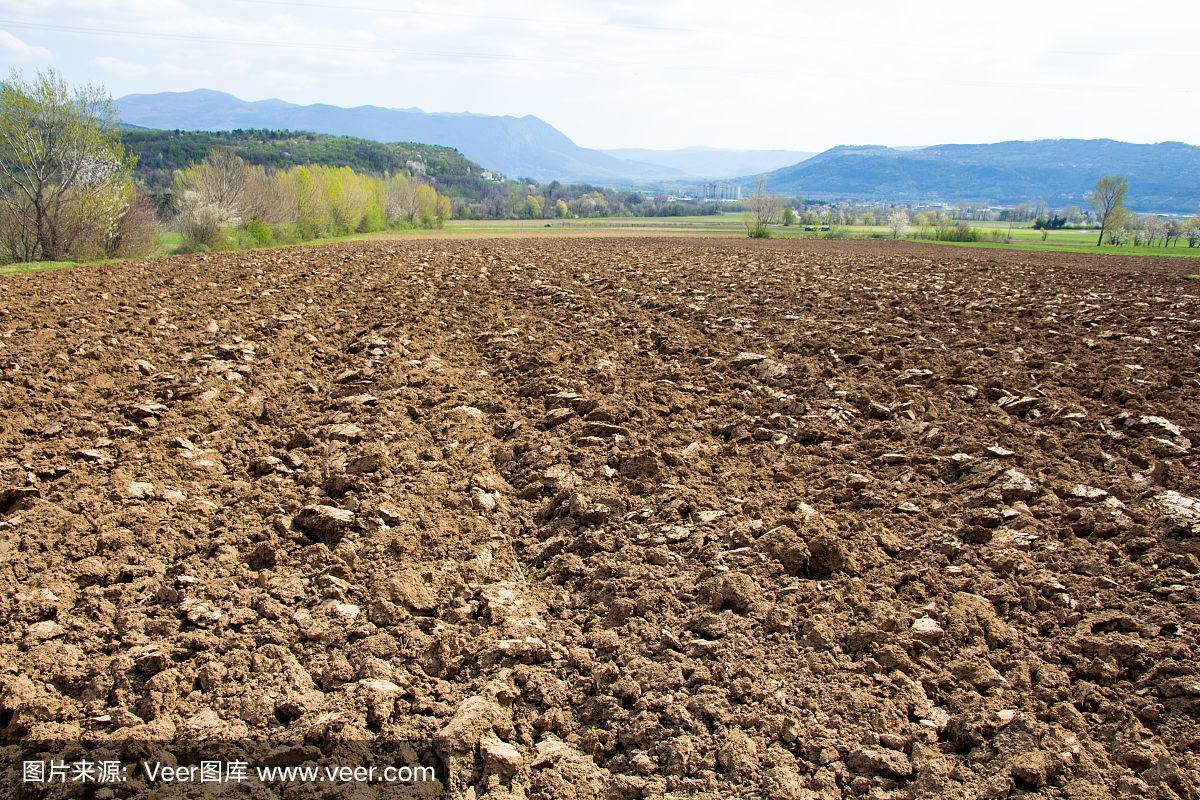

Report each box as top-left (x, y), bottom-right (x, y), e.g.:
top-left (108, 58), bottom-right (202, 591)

top-left (918, 237), bottom-right (1200, 258)
top-left (7, 214), bottom-right (1200, 277)
top-left (0, 259), bottom-right (101, 276)
top-left (0, 231), bottom-right (186, 276)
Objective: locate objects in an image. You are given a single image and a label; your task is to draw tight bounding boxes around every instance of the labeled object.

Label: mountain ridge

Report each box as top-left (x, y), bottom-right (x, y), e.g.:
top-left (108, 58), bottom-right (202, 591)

top-left (116, 89), bottom-right (679, 184)
top-left (756, 138), bottom-right (1200, 211)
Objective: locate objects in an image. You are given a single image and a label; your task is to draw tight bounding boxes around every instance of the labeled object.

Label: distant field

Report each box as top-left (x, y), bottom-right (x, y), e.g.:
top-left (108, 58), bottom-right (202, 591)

top-left (421, 215), bottom-right (1200, 258)
top-left (5, 214), bottom-right (1199, 275)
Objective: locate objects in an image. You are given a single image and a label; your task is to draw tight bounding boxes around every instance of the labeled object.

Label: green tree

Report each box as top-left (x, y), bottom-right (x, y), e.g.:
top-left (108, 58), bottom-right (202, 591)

top-left (781, 207), bottom-right (796, 226)
top-left (415, 183), bottom-right (440, 227)
top-left (435, 193), bottom-right (452, 227)
top-left (525, 194), bottom-right (545, 219)
top-left (0, 69), bottom-right (132, 262)
top-left (1087, 176), bottom-right (1130, 246)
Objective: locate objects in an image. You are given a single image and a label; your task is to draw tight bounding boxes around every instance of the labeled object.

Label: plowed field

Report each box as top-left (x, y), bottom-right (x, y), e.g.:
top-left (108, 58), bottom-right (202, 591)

top-left (2, 238), bottom-right (1198, 799)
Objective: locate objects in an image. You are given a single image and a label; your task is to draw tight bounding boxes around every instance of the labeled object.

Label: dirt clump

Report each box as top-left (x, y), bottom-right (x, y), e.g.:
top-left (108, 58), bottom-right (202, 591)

top-left (1, 237), bottom-right (1198, 798)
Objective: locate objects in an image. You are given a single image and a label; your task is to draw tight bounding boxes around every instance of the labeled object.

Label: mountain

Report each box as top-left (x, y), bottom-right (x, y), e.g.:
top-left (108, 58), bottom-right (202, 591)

top-left (602, 147), bottom-right (814, 179)
top-left (116, 89), bottom-right (681, 184)
top-left (756, 140), bottom-right (1200, 212)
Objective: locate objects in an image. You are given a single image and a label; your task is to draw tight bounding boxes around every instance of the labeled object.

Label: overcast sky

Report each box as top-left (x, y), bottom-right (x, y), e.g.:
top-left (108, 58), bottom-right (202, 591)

top-left (1, 0), bottom-right (1197, 151)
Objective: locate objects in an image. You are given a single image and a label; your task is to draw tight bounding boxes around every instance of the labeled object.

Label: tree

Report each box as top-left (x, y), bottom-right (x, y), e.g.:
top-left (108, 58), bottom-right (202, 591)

top-left (887, 208), bottom-right (910, 240)
top-left (384, 172), bottom-right (418, 226)
top-left (744, 177), bottom-right (780, 238)
top-left (1163, 219), bottom-right (1183, 248)
top-left (435, 193), bottom-right (452, 228)
top-left (1141, 216), bottom-right (1165, 247)
top-left (0, 69), bottom-right (134, 262)
top-left (173, 150), bottom-right (257, 247)
top-left (555, 199), bottom-right (568, 219)
top-left (415, 183), bottom-right (440, 227)
top-left (781, 207), bottom-right (796, 227)
top-left (1006, 202), bottom-right (1030, 241)
top-left (1183, 216), bottom-right (1200, 248)
top-left (525, 194), bottom-right (545, 219)
top-left (1086, 176), bottom-right (1130, 247)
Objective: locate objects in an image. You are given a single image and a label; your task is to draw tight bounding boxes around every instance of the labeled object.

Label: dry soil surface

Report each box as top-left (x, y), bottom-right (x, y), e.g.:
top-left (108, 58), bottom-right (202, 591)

top-left (2, 238), bottom-right (1199, 799)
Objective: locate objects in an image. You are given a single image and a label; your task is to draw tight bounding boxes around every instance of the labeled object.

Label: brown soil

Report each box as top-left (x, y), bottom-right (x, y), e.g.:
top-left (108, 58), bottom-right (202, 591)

top-left (1, 237), bottom-right (1198, 799)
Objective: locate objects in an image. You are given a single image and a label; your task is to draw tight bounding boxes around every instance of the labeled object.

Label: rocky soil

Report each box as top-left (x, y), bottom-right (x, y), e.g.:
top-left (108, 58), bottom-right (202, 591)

top-left (1, 237), bottom-right (1198, 799)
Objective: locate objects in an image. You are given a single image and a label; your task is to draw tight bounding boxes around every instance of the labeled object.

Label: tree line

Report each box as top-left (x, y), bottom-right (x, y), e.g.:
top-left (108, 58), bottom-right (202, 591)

top-left (120, 128), bottom-right (481, 209)
top-left (741, 175), bottom-right (1200, 247)
top-left (0, 71), bottom-right (455, 265)
top-left (171, 150), bottom-right (451, 251)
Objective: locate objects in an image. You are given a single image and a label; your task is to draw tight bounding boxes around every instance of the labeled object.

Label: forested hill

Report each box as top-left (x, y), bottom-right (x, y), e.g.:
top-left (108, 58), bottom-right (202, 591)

top-left (757, 139), bottom-right (1200, 212)
top-left (116, 127), bottom-right (721, 220)
top-left (117, 89), bottom-right (676, 183)
top-left (120, 128), bottom-right (497, 201)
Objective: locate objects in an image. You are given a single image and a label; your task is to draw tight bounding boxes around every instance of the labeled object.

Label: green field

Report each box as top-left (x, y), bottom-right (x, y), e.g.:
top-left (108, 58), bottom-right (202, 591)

top-left (5, 214), bottom-right (1199, 276)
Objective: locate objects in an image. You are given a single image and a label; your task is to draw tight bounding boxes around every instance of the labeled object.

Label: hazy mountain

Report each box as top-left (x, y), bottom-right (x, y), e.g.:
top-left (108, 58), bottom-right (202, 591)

top-left (757, 139), bottom-right (1200, 212)
top-left (116, 89), bottom-right (681, 184)
top-left (601, 147), bottom-right (814, 179)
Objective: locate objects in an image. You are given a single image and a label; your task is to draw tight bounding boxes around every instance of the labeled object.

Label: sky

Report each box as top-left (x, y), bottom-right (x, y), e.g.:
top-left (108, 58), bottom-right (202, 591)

top-left (1, 0), bottom-right (1198, 151)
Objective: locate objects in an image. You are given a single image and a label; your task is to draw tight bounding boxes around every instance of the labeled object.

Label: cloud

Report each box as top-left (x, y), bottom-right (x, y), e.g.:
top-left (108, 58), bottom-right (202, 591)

top-left (0, 30), bottom-right (53, 62)
top-left (90, 56), bottom-right (149, 77)
top-left (3, 0), bottom-right (1197, 149)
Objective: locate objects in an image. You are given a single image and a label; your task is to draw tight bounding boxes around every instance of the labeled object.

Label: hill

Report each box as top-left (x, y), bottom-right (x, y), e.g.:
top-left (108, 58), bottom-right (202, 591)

top-left (602, 147), bottom-right (814, 179)
top-left (116, 90), bottom-right (678, 184)
top-left (757, 139), bottom-right (1200, 212)
top-left (120, 128), bottom-right (496, 201)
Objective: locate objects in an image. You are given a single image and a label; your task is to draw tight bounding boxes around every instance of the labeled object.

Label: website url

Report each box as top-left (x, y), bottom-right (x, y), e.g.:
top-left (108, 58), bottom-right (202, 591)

top-left (139, 762), bottom-right (436, 784)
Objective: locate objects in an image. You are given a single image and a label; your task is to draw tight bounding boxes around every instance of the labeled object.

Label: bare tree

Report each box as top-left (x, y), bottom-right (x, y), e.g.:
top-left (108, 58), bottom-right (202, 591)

top-left (744, 177), bottom-right (780, 238)
top-left (173, 150), bottom-right (253, 216)
top-left (171, 151), bottom-right (259, 247)
top-left (1086, 176), bottom-right (1130, 246)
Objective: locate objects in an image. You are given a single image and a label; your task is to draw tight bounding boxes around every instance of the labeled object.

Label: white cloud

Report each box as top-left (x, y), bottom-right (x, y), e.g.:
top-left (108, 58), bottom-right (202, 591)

top-left (0, 30), bottom-right (53, 62)
top-left (90, 56), bottom-right (149, 77)
top-left (4, 0), bottom-right (1198, 149)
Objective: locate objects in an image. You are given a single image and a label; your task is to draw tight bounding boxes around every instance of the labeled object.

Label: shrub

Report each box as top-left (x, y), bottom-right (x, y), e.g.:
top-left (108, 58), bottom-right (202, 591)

top-left (747, 224), bottom-right (771, 238)
top-left (241, 220), bottom-right (275, 247)
top-left (357, 205), bottom-right (385, 233)
top-left (934, 222), bottom-right (981, 242)
top-left (107, 189), bottom-right (159, 258)
top-left (175, 189), bottom-right (240, 249)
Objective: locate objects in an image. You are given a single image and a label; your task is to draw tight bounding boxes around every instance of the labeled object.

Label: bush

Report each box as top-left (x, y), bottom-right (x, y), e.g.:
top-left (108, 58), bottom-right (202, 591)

top-left (107, 190), bottom-right (159, 258)
top-left (933, 222), bottom-right (981, 242)
top-left (357, 205), bottom-right (385, 233)
top-left (241, 220), bottom-right (275, 247)
top-left (747, 224), bottom-right (771, 238)
top-left (175, 189), bottom-right (240, 249)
